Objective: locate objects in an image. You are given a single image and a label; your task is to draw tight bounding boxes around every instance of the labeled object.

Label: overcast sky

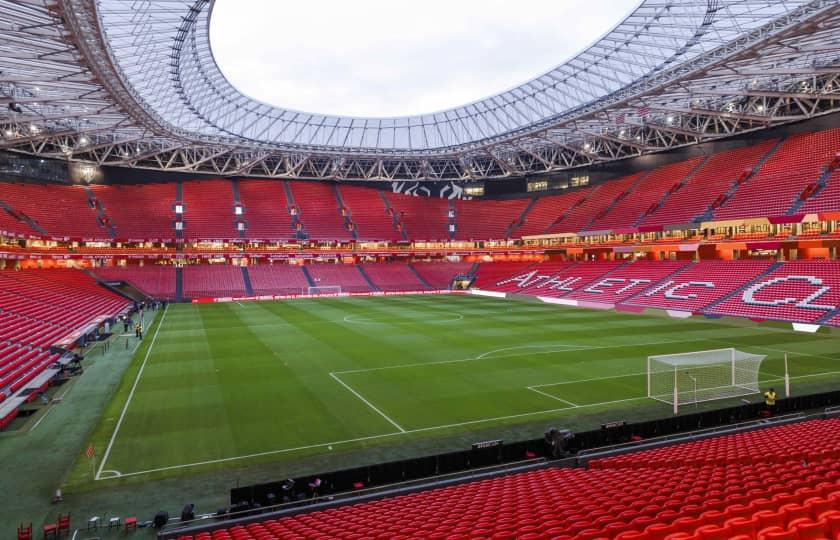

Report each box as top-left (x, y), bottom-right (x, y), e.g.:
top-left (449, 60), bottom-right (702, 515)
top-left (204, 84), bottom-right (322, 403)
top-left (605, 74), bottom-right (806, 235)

top-left (210, 0), bottom-right (640, 118)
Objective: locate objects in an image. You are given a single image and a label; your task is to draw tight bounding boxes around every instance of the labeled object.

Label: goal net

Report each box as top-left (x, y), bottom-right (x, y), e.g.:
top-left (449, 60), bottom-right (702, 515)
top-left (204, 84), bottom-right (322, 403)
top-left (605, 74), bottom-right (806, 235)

top-left (647, 348), bottom-right (765, 414)
top-left (308, 286), bottom-right (342, 296)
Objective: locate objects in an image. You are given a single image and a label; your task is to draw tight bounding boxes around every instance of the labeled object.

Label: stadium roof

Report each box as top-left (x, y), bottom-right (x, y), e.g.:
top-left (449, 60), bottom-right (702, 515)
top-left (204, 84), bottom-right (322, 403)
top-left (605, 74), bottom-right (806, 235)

top-left (1, 0), bottom-right (839, 180)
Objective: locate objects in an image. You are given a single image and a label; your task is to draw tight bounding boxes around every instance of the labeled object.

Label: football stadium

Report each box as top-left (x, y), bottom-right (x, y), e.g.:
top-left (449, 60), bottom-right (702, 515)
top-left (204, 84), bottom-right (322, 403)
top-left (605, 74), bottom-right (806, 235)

top-left (2, 0), bottom-right (840, 537)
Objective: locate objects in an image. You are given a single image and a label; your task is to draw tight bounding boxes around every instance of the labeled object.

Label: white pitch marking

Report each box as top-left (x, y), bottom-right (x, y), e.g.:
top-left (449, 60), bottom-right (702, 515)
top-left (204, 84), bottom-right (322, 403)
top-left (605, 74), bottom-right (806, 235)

top-left (28, 405), bottom-right (54, 432)
top-left (329, 372), bottom-right (406, 433)
top-left (99, 470), bottom-right (123, 478)
top-left (527, 386), bottom-right (579, 407)
top-left (96, 304), bottom-right (168, 480)
top-left (342, 313), bottom-right (464, 325)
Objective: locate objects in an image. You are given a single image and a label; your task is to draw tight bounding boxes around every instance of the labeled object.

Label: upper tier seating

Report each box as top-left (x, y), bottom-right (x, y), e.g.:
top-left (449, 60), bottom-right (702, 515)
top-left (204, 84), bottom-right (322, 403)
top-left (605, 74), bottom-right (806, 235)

top-left (622, 259), bottom-right (776, 313)
top-left (290, 183), bottom-right (353, 241)
top-left (799, 169), bottom-right (840, 214)
top-left (247, 265), bottom-right (310, 296)
top-left (361, 263), bottom-right (428, 292)
top-left (640, 141), bottom-right (778, 227)
top-left (92, 266), bottom-right (177, 300)
top-left (90, 183), bottom-right (176, 241)
top-left (238, 181), bottom-right (294, 241)
top-left (411, 262), bottom-right (473, 289)
top-left (589, 159), bottom-right (704, 231)
top-left (385, 193), bottom-right (450, 241)
top-left (453, 199), bottom-right (530, 240)
top-left (0, 205), bottom-right (39, 237)
top-left (715, 128), bottom-right (840, 219)
top-left (182, 180), bottom-right (238, 240)
top-left (549, 173), bottom-right (643, 234)
top-left (514, 192), bottom-right (584, 237)
top-left (338, 186), bottom-right (401, 242)
top-left (706, 260), bottom-right (840, 323)
top-left (182, 266), bottom-right (246, 299)
top-left (0, 182), bottom-right (105, 239)
top-left (591, 418), bottom-right (840, 469)
top-left (306, 265), bottom-right (372, 293)
top-left (566, 260), bottom-right (691, 304)
top-left (176, 418), bottom-right (840, 540)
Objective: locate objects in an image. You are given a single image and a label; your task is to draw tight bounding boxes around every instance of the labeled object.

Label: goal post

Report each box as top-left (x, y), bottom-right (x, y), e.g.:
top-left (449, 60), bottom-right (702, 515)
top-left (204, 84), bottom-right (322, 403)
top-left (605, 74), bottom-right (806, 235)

top-left (647, 348), bottom-right (766, 414)
top-left (307, 285), bottom-right (343, 296)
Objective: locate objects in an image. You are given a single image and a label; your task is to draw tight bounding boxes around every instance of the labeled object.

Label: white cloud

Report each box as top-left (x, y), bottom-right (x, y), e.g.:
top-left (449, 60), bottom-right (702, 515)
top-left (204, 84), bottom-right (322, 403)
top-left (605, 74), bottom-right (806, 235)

top-left (210, 0), bottom-right (640, 117)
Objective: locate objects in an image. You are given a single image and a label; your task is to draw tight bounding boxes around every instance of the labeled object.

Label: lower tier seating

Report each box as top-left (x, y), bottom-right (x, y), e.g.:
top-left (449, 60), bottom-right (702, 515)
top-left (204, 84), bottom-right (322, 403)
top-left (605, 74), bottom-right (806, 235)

top-left (565, 260), bottom-right (690, 305)
top-left (361, 263), bottom-right (428, 292)
top-left (306, 265), bottom-right (372, 294)
top-left (411, 262), bottom-right (473, 289)
top-left (705, 260), bottom-right (840, 324)
top-left (93, 266), bottom-right (177, 300)
top-left (182, 266), bottom-right (246, 299)
top-left (247, 265), bottom-right (310, 296)
top-left (176, 418), bottom-right (840, 540)
top-left (622, 260), bottom-right (776, 313)
top-left (0, 269), bottom-right (129, 404)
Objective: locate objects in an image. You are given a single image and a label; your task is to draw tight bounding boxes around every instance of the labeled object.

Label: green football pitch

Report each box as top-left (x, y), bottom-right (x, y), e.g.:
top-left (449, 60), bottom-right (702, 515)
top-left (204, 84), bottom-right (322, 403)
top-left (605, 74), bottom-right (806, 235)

top-left (79, 294), bottom-right (840, 485)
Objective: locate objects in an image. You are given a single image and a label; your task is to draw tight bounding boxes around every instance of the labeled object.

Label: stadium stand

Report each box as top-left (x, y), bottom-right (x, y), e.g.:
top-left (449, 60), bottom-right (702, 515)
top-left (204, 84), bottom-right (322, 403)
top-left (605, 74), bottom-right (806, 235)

top-left (549, 173), bottom-right (643, 233)
top-left (799, 168), bottom-right (840, 214)
top-left (385, 192), bottom-right (450, 241)
top-left (588, 159), bottom-right (704, 231)
top-left (0, 182), bottom-right (106, 239)
top-left (360, 263), bottom-right (428, 292)
top-left (175, 418), bottom-right (840, 540)
top-left (452, 198), bottom-right (530, 240)
top-left (238, 180), bottom-right (295, 241)
top-left (410, 262), bottom-right (473, 289)
top-left (513, 192), bottom-right (585, 237)
top-left (492, 260), bottom-right (627, 298)
top-left (182, 180), bottom-right (238, 240)
top-left (0, 203), bottom-right (39, 237)
top-left (306, 265), bottom-right (372, 293)
top-left (0, 270), bottom-right (129, 421)
top-left (338, 186), bottom-right (402, 242)
top-left (639, 141), bottom-right (779, 227)
top-left (290, 183), bottom-right (353, 241)
top-left (89, 183), bottom-right (177, 241)
top-left (714, 128), bottom-right (840, 220)
top-left (471, 262), bottom-right (539, 290)
top-left (182, 266), bottom-right (246, 299)
top-left (622, 259), bottom-right (777, 313)
top-left (247, 265), bottom-right (310, 296)
top-left (565, 260), bottom-right (691, 305)
top-left (705, 260), bottom-right (840, 324)
top-left (92, 266), bottom-right (178, 300)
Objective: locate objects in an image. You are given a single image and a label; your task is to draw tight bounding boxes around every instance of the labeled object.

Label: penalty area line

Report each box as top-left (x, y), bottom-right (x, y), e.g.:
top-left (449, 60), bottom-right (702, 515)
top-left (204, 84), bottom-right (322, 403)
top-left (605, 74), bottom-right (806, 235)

top-left (329, 372), bottom-right (406, 433)
top-left (527, 386), bottom-right (579, 407)
top-left (95, 304), bottom-right (168, 480)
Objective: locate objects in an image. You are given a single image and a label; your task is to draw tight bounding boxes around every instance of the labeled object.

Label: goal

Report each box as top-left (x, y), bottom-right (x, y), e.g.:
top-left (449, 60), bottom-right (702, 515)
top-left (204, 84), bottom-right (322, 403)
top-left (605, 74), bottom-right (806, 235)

top-left (308, 285), bottom-right (343, 296)
top-left (647, 348), bottom-right (766, 414)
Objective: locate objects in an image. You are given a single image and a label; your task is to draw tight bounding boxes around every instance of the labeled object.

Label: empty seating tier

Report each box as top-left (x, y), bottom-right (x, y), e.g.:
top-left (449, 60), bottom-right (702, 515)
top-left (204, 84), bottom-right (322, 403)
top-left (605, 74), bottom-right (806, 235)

top-left (566, 260), bottom-right (690, 305)
top-left (247, 265), bottom-right (310, 296)
top-left (549, 173), bottom-right (642, 234)
top-left (705, 260), bottom-right (840, 324)
top-left (589, 159), bottom-right (703, 231)
top-left (385, 193), bottom-right (450, 241)
top-left (360, 263), bottom-right (428, 292)
top-left (622, 260), bottom-right (776, 313)
top-left (514, 192), bottom-right (584, 237)
top-left (176, 418), bottom-right (840, 540)
top-left (92, 266), bottom-right (177, 300)
top-left (453, 199), bottom-right (530, 240)
top-left (0, 182), bottom-right (105, 239)
top-left (182, 266), bottom-right (246, 299)
top-left (715, 128), bottom-right (840, 220)
top-left (90, 183), bottom-right (176, 241)
top-left (182, 180), bottom-right (238, 240)
top-left (290, 183), bottom-right (352, 241)
top-left (411, 262), bottom-right (473, 289)
top-left (238, 181), bottom-right (294, 241)
top-left (338, 186), bottom-right (401, 242)
top-left (306, 265), bottom-right (372, 294)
